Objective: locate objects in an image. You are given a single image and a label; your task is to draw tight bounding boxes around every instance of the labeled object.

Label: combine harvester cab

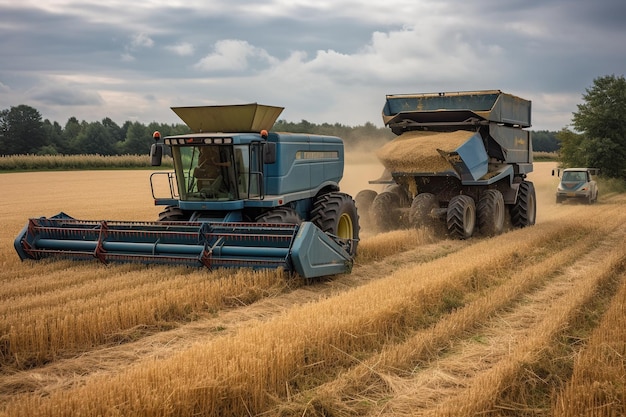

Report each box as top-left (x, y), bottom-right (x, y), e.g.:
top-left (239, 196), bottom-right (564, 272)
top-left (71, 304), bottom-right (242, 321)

top-left (14, 104), bottom-right (359, 279)
top-left (357, 90), bottom-right (536, 238)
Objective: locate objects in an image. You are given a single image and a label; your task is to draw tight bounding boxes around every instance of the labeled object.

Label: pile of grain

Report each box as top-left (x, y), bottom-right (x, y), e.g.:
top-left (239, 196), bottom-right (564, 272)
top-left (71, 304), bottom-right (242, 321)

top-left (376, 130), bottom-right (475, 172)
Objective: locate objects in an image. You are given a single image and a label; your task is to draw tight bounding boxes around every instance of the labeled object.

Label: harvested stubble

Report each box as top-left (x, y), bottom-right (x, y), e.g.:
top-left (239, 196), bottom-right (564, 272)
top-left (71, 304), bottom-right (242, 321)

top-left (276, 229), bottom-right (606, 416)
top-left (376, 130), bottom-right (475, 173)
top-left (1, 214), bottom-right (610, 417)
top-left (357, 228), bottom-right (436, 262)
top-left (552, 270), bottom-right (626, 417)
top-left (426, 244), bottom-right (626, 417)
top-left (0, 264), bottom-right (287, 369)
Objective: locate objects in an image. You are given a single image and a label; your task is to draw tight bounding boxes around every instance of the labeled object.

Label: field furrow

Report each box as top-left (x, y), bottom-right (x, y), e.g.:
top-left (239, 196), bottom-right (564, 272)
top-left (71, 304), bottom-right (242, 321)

top-left (1, 162), bottom-right (625, 416)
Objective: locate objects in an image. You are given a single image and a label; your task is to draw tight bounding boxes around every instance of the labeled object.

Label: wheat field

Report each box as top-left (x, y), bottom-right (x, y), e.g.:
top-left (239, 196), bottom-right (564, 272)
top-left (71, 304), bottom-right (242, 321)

top-left (0, 160), bottom-right (624, 416)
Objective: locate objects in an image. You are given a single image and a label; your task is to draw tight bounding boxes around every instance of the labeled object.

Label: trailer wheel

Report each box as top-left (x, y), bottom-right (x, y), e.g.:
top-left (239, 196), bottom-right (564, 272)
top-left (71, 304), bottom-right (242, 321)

top-left (386, 184), bottom-right (411, 207)
top-left (409, 193), bottom-right (441, 232)
top-left (355, 189), bottom-right (378, 226)
top-left (447, 194), bottom-right (476, 239)
top-left (311, 192), bottom-right (359, 256)
top-left (371, 191), bottom-right (401, 232)
top-left (256, 208), bottom-right (302, 224)
top-left (477, 189), bottom-right (505, 236)
top-left (158, 206), bottom-right (187, 221)
top-left (511, 181), bottom-right (536, 227)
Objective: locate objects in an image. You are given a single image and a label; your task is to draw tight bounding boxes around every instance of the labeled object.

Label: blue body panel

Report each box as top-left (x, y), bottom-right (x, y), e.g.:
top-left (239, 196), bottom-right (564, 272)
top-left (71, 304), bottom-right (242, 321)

top-left (263, 132), bottom-right (344, 196)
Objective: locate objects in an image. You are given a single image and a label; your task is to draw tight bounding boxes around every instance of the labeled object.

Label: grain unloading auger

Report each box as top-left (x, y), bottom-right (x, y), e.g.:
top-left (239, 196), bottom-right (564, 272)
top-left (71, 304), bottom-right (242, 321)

top-left (14, 104), bottom-right (360, 279)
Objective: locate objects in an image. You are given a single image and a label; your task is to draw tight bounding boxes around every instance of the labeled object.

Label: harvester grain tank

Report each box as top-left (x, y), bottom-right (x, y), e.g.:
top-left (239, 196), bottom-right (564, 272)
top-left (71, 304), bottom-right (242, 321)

top-left (14, 104), bottom-right (360, 278)
top-left (357, 90), bottom-right (536, 238)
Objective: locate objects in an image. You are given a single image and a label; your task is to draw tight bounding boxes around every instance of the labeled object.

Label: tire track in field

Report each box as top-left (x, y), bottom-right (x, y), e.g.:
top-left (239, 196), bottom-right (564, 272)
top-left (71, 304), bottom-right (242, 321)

top-left (0, 236), bottom-right (467, 400)
top-left (266, 199), bottom-right (626, 417)
top-left (344, 219), bottom-right (626, 416)
top-left (2, 197), bottom-right (624, 416)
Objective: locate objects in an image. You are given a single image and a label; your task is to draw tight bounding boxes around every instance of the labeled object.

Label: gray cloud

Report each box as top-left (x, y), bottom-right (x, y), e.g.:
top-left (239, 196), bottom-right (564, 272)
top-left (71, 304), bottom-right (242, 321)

top-left (0, 0), bottom-right (624, 130)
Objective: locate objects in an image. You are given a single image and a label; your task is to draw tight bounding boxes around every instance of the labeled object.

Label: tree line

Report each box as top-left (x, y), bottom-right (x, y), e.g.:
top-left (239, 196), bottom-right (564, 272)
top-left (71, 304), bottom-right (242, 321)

top-left (0, 105), bottom-right (561, 158)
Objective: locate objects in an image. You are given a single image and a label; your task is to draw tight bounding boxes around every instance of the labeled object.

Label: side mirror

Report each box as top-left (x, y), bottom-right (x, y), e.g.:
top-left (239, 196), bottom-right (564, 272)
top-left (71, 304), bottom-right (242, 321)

top-left (263, 142), bottom-right (276, 164)
top-left (151, 131), bottom-right (163, 166)
top-left (150, 143), bottom-right (163, 166)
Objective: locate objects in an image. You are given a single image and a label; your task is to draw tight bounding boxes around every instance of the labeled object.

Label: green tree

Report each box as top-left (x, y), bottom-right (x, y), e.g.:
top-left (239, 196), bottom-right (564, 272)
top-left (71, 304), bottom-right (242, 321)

top-left (567, 74), bottom-right (626, 178)
top-left (118, 121), bottom-right (149, 154)
top-left (531, 130), bottom-right (560, 152)
top-left (102, 117), bottom-right (124, 144)
top-left (41, 119), bottom-right (65, 154)
top-left (557, 128), bottom-right (587, 167)
top-left (63, 117), bottom-right (85, 154)
top-left (74, 122), bottom-right (117, 155)
top-left (0, 105), bottom-right (47, 154)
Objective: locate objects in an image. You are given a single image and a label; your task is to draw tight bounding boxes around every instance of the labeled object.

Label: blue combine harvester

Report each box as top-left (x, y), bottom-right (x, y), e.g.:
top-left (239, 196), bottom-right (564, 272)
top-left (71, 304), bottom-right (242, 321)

top-left (14, 104), bottom-right (360, 279)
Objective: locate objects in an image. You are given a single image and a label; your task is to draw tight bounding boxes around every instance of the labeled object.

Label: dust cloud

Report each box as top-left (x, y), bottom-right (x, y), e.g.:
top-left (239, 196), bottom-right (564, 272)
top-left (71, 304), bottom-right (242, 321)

top-left (341, 157), bottom-right (564, 226)
top-left (341, 151), bottom-right (386, 197)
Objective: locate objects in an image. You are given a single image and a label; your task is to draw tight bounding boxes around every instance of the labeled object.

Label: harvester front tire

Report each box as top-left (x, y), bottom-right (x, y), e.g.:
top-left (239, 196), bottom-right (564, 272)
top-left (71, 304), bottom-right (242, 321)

top-left (371, 191), bottom-right (401, 232)
top-left (355, 189), bottom-right (378, 226)
top-left (447, 194), bottom-right (476, 239)
top-left (311, 192), bottom-right (360, 256)
top-left (477, 189), bottom-right (505, 236)
top-left (511, 181), bottom-right (536, 227)
top-left (409, 193), bottom-right (441, 232)
top-left (158, 206), bottom-right (187, 221)
top-left (256, 208), bottom-right (302, 224)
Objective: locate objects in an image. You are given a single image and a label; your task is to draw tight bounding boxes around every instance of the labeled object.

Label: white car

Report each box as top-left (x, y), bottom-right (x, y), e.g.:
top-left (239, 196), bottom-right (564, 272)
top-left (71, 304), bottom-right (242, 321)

top-left (554, 168), bottom-right (599, 204)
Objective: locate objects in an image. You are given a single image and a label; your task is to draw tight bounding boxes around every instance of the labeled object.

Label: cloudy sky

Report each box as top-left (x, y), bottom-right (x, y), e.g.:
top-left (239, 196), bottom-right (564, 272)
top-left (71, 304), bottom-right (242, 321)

top-left (1, 0), bottom-right (625, 132)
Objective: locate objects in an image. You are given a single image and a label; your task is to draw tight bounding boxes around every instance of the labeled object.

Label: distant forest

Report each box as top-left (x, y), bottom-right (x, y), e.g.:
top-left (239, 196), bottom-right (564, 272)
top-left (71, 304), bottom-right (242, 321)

top-left (0, 104), bottom-right (560, 156)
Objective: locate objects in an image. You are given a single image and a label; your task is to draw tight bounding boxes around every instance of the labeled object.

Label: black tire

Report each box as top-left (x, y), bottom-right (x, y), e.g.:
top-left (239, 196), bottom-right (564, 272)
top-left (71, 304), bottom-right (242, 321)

top-left (355, 189), bottom-right (378, 225)
top-left (511, 181), bottom-right (536, 227)
top-left (385, 184), bottom-right (411, 207)
top-left (446, 194), bottom-right (476, 239)
top-left (158, 206), bottom-right (187, 221)
top-left (311, 192), bottom-right (359, 256)
top-left (256, 208), bottom-right (302, 224)
top-left (409, 193), bottom-right (441, 232)
top-left (477, 189), bottom-right (505, 236)
top-left (371, 191), bottom-right (401, 232)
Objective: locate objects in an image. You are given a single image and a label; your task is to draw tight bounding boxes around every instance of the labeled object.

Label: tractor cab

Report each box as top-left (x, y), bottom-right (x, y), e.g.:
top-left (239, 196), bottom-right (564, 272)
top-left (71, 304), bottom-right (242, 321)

top-left (164, 137), bottom-right (271, 202)
top-left (149, 103), bottom-right (281, 216)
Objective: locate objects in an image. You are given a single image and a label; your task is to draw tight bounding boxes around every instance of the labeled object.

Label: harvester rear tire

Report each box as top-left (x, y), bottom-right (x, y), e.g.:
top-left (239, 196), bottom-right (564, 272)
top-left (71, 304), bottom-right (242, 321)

top-left (311, 192), bottom-right (360, 256)
top-left (355, 189), bottom-right (378, 226)
top-left (256, 208), bottom-right (302, 224)
top-left (371, 191), bottom-right (401, 232)
top-left (477, 189), bottom-right (505, 236)
top-left (511, 181), bottom-right (536, 227)
top-left (158, 206), bottom-right (187, 222)
top-left (447, 194), bottom-right (476, 239)
top-left (409, 193), bottom-right (442, 233)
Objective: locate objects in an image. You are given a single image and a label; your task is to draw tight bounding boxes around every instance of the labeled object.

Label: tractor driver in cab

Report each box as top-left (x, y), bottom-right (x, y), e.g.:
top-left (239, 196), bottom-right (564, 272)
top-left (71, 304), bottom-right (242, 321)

top-left (194, 147), bottom-right (230, 197)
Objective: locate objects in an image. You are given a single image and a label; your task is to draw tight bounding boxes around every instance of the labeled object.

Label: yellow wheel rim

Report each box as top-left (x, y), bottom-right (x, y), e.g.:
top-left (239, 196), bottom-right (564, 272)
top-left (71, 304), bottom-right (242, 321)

top-left (337, 213), bottom-right (353, 239)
